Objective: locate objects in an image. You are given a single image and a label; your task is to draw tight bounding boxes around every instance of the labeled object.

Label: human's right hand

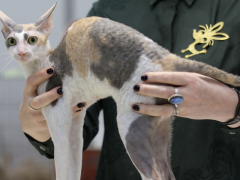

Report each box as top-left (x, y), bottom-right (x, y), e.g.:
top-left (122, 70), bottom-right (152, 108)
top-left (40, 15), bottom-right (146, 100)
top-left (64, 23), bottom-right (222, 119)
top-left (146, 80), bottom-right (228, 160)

top-left (19, 67), bottom-right (86, 142)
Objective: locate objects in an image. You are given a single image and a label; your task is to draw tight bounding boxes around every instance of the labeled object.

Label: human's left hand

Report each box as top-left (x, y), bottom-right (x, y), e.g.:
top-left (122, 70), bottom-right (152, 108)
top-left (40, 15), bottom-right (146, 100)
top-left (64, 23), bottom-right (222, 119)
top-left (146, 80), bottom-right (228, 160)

top-left (132, 72), bottom-right (240, 128)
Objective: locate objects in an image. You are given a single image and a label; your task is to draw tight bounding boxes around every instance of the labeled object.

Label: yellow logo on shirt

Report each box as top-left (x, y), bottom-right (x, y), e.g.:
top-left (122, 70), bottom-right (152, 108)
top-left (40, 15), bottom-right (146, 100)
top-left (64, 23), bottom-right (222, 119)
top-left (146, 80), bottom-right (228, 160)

top-left (181, 22), bottom-right (229, 59)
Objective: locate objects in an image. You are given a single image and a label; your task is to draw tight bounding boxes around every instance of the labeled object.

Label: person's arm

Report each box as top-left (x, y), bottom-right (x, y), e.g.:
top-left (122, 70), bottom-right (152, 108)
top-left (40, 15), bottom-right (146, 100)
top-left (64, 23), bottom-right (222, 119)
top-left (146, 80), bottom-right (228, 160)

top-left (87, 1), bottom-right (111, 19)
top-left (24, 133), bottom-right (54, 158)
top-left (23, 101), bottom-right (102, 158)
top-left (20, 67), bottom-right (62, 143)
top-left (20, 67), bottom-right (87, 158)
top-left (22, 3), bottom-right (110, 158)
top-left (132, 72), bottom-right (240, 141)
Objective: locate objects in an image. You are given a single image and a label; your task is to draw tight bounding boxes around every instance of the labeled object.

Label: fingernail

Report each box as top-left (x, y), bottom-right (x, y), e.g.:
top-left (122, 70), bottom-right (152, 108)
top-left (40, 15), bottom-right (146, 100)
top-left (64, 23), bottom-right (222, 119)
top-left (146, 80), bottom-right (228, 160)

top-left (76, 109), bottom-right (81, 112)
top-left (47, 68), bottom-right (54, 74)
top-left (77, 102), bottom-right (85, 108)
top-left (133, 85), bottom-right (140, 92)
top-left (132, 104), bottom-right (140, 111)
top-left (141, 75), bottom-right (148, 81)
top-left (57, 87), bottom-right (63, 95)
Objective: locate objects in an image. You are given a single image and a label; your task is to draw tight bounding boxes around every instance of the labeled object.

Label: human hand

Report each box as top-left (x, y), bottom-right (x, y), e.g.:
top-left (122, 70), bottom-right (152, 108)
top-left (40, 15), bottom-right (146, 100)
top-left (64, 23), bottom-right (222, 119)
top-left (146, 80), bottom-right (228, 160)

top-left (132, 72), bottom-right (240, 128)
top-left (19, 67), bottom-right (86, 142)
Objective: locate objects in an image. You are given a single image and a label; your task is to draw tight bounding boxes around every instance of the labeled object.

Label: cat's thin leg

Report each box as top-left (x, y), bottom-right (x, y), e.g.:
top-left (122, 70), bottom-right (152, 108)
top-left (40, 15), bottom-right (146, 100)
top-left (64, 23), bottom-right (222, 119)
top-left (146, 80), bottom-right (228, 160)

top-left (117, 112), bottom-right (175, 180)
top-left (43, 101), bottom-right (72, 180)
top-left (69, 110), bottom-right (85, 180)
top-left (152, 116), bottom-right (175, 180)
top-left (43, 98), bottom-right (85, 180)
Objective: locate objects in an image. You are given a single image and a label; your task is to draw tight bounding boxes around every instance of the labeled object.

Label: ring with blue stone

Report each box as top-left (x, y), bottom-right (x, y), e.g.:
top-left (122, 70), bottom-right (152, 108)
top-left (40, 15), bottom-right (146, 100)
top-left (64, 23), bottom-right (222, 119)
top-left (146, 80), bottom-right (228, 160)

top-left (173, 104), bottom-right (179, 116)
top-left (168, 88), bottom-right (184, 105)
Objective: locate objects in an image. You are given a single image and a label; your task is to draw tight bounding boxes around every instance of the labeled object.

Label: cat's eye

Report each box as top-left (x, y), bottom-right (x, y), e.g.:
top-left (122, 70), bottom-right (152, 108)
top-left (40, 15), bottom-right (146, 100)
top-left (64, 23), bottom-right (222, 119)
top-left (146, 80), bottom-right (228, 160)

top-left (7, 37), bottom-right (17, 46)
top-left (28, 36), bottom-right (38, 45)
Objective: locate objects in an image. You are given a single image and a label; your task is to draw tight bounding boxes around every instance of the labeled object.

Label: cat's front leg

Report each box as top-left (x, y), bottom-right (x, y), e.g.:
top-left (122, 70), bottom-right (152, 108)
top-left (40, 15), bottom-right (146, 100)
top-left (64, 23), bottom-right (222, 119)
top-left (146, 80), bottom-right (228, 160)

top-left (117, 112), bottom-right (175, 180)
top-left (42, 97), bottom-right (86, 180)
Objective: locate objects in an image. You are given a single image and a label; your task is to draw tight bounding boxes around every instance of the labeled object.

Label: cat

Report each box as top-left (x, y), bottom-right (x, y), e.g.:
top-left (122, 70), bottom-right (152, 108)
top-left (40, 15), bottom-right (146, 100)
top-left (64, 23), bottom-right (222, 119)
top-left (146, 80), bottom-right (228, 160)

top-left (1, 3), bottom-right (240, 180)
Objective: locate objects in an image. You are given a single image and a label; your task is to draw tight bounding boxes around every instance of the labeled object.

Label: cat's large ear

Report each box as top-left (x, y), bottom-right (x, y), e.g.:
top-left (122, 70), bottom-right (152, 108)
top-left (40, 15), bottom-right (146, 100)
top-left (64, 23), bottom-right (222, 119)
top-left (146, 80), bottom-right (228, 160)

top-left (0, 11), bottom-right (17, 38)
top-left (35, 3), bottom-right (57, 34)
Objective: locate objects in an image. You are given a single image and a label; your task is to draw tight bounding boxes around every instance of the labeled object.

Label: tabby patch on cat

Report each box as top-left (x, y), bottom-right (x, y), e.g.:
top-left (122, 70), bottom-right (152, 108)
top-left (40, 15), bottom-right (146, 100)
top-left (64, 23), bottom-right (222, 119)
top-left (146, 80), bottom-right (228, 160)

top-left (1, 3), bottom-right (239, 180)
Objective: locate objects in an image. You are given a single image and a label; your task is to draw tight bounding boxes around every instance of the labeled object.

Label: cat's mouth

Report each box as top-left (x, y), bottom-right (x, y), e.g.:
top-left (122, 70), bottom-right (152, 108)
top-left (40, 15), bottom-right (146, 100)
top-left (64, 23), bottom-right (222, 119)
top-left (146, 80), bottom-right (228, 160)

top-left (15, 54), bottom-right (32, 62)
top-left (19, 57), bottom-right (27, 62)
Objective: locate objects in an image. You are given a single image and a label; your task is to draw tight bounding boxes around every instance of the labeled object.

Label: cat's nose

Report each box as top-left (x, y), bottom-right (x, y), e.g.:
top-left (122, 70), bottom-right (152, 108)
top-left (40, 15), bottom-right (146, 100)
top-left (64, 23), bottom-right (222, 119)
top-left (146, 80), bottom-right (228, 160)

top-left (18, 52), bottom-right (26, 58)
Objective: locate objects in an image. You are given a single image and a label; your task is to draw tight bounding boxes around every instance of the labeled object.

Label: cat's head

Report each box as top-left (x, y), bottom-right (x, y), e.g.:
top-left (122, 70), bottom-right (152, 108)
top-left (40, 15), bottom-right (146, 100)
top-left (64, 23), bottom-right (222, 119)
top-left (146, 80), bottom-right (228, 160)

top-left (0, 3), bottom-right (56, 63)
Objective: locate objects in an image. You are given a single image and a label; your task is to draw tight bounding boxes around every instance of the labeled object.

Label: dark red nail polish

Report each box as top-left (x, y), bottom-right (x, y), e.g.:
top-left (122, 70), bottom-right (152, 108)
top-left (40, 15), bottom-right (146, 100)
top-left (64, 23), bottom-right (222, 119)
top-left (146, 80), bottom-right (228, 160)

top-left (133, 85), bottom-right (140, 92)
top-left (47, 68), bottom-right (54, 74)
top-left (132, 105), bottom-right (140, 111)
top-left (57, 88), bottom-right (63, 95)
top-left (141, 75), bottom-right (148, 81)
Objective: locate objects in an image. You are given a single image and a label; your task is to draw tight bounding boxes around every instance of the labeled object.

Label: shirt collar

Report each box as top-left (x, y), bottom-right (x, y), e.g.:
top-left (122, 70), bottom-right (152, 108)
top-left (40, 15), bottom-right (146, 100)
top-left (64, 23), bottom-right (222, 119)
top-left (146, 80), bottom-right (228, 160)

top-left (150, 0), bottom-right (196, 6)
top-left (184, 0), bottom-right (196, 6)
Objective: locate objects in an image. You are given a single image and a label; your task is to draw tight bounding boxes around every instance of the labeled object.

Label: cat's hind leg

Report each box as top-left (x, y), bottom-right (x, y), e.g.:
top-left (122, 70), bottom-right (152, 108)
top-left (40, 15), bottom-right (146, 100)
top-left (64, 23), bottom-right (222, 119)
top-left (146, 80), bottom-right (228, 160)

top-left (117, 112), bottom-right (175, 180)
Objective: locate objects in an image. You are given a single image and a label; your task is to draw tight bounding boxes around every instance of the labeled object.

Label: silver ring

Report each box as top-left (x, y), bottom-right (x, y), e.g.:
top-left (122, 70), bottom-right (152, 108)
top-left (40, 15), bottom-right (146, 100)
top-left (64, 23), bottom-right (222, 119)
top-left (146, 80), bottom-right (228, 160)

top-left (168, 88), bottom-right (184, 105)
top-left (175, 88), bottom-right (179, 94)
top-left (28, 98), bottom-right (40, 111)
top-left (173, 104), bottom-right (179, 116)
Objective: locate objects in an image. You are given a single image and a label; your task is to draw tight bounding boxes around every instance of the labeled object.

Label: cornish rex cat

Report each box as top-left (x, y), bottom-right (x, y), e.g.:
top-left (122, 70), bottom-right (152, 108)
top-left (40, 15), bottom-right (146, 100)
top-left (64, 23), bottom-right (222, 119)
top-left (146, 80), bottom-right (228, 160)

top-left (0, 3), bottom-right (239, 180)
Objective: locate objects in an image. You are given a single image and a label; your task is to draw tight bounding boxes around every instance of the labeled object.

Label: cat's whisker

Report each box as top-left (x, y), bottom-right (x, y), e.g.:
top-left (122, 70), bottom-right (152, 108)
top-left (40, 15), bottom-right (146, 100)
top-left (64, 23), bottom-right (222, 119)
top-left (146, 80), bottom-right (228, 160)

top-left (0, 53), bottom-right (14, 60)
top-left (0, 53), bottom-right (11, 56)
top-left (0, 55), bottom-right (19, 78)
top-left (0, 57), bottom-right (10, 62)
top-left (0, 57), bottom-right (13, 65)
top-left (0, 56), bottom-right (12, 63)
top-left (0, 54), bottom-right (14, 62)
top-left (0, 57), bottom-right (13, 66)
top-left (0, 58), bottom-right (13, 73)
top-left (0, 58), bottom-right (14, 73)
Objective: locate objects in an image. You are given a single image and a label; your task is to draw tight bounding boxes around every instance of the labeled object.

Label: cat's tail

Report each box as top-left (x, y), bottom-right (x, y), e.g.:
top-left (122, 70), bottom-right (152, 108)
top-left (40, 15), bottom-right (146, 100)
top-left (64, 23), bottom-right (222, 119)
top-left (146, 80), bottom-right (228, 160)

top-left (161, 54), bottom-right (240, 87)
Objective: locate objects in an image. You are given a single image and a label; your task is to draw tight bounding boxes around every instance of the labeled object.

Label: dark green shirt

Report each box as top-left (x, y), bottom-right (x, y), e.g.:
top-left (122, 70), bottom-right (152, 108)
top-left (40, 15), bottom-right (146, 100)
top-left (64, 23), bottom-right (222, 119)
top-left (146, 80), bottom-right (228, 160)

top-left (26, 0), bottom-right (240, 179)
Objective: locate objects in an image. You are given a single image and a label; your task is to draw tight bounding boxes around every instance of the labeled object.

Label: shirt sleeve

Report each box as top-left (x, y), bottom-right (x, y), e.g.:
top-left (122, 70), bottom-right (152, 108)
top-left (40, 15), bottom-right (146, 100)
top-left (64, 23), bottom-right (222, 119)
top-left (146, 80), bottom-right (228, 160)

top-left (24, 133), bottom-right (54, 159)
top-left (220, 87), bottom-right (240, 144)
top-left (83, 100), bottom-right (103, 150)
top-left (86, 1), bottom-right (111, 18)
top-left (221, 127), bottom-right (240, 144)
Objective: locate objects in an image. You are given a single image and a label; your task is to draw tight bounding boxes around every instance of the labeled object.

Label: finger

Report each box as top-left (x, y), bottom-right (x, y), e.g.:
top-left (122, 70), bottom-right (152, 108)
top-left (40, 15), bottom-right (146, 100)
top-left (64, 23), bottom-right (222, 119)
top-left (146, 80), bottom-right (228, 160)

top-left (132, 103), bottom-right (175, 116)
top-left (141, 72), bottom-right (191, 86)
top-left (228, 121), bottom-right (240, 129)
top-left (34, 120), bottom-right (49, 130)
top-left (29, 87), bottom-right (62, 110)
top-left (133, 84), bottom-right (175, 99)
top-left (29, 112), bottom-right (46, 122)
top-left (26, 67), bottom-right (54, 96)
top-left (73, 102), bottom-right (87, 113)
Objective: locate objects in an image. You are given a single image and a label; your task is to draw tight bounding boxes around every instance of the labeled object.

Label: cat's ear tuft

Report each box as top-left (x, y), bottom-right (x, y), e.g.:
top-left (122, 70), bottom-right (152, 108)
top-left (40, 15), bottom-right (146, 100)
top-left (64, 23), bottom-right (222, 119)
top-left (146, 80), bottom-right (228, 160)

top-left (0, 11), bottom-right (17, 38)
top-left (35, 3), bottom-right (57, 34)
